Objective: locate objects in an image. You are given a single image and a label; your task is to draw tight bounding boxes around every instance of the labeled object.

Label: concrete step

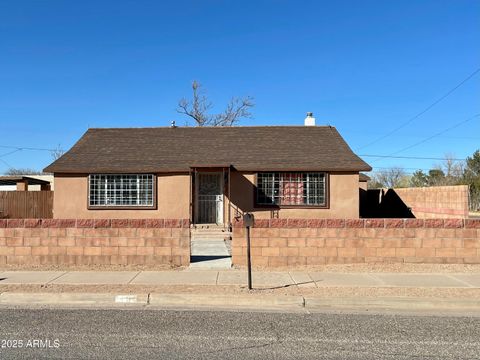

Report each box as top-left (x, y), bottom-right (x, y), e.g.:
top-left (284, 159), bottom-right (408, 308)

top-left (191, 225), bottom-right (227, 230)
top-left (191, 231), bottom-right (231, 235)
top-left (191, 235), bottom-right (231, 241)
top-left (191, 229), bottom-right (232, 241)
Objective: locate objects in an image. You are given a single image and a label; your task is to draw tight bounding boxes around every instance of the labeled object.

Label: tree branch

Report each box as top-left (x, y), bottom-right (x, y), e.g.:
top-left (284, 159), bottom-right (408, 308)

top-left (177, 81), bottom-right (254, 126)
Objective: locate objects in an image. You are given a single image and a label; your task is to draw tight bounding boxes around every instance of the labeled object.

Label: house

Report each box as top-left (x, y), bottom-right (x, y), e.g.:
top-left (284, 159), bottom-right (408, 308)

top-left (44, 119), bottom-right (371, 225)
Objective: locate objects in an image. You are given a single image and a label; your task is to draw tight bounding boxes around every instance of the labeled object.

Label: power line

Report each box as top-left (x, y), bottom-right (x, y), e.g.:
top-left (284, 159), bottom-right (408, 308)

top-left (343, 130), bottom-right (480, 140)
top-left (0, 145), bottom-right (60, 152)
top-left (357, 66), bottom-right (480, 150)
top-left (374, 173), bottom-right (419, 176)
top-left (386, 113), bottom-right (480, 156)
top-left (359, 154), bottom-right (465, 161)
top-left (361, 112), bottom-right (479, 163)
top-left (0, 158), bottom-right (13, 169)
top-left (0, 145), bottom-right (61, 171)
top-left (0, 149), bottom-right (21, 158)
top-left (374, 166), bottom-right (432, 171)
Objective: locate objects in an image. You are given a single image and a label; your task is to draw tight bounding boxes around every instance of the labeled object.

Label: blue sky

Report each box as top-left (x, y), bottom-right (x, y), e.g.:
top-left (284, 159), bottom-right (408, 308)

top-left (0, 0), bottom-right (479, 174)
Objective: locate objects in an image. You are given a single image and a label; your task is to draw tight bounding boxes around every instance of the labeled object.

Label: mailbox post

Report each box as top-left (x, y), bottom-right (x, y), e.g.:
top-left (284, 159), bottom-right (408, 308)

top-left (243, 213), bottom-right (254, 290)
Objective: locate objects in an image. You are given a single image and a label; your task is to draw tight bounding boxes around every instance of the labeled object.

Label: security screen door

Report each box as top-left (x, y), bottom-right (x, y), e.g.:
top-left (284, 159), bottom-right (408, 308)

top-left (196, 172), bottom-right (223, 224)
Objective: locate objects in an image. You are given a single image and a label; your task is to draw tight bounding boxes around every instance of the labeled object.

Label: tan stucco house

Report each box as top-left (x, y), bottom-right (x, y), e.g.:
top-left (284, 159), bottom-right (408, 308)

top-left (44, 124), bottom-right (371, 226)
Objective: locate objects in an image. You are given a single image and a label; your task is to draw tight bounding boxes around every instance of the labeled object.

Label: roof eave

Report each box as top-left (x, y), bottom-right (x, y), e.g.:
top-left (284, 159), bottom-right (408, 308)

top-left (47, 166), bottom-right (373, 174)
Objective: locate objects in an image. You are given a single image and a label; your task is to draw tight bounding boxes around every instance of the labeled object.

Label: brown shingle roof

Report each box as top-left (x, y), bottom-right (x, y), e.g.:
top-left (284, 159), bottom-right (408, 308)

top-left (44, 126), bottom-right (371, 173)
top-left (359, 173), bottom-right (371, 181)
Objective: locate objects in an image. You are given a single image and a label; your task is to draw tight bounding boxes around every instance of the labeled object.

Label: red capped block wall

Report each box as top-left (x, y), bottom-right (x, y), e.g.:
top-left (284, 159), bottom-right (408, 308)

top-left (0, 218), bottom-right (190, 266)
top-left (232, 218), bottom-right (480, 267)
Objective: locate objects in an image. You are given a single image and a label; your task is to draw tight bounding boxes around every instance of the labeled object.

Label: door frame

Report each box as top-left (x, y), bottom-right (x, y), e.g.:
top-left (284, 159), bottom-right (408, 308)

top-left (194, 171), bottom-right (224, 225)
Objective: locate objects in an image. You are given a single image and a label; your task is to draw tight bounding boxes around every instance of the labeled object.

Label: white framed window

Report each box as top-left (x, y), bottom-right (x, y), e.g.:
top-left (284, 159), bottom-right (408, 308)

top-left (256, 172), bottom-right (327, 206)
top-left (88, 174), bottom-right (155, 207)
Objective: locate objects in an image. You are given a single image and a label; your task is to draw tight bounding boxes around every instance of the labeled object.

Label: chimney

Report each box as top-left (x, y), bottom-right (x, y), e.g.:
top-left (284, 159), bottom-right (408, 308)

top-left (304, 112), bottom-right (315, 126)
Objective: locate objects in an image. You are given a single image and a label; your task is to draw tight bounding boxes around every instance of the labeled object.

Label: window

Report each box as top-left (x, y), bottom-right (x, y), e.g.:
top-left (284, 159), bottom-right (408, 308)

top-left (89, 174), bottom-right (155, 207)
top-left (256, 172), bottom-right (327, 206)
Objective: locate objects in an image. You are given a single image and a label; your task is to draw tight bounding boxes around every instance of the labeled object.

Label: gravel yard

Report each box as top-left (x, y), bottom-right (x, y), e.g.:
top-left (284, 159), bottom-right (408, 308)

top-left (2, 263), bottom-right (480, 273)
top-left (1, 283), bottom-right (479, 300)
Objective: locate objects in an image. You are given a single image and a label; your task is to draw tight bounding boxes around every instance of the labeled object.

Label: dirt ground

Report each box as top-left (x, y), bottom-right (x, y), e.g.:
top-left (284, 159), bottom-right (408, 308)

top-left (0, 283), bottom-right (479, 300)
top-left (2, 263), bottom-right (480, 273)
top-left (235, 263), bottom-right (480, 273)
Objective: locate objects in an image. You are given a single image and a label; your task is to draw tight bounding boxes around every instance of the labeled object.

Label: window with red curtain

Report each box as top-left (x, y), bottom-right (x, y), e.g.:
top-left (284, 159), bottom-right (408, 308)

top-left (280, 173), bottom-right (304, 205)
top-left (257, 172), bottom-right (326, 206)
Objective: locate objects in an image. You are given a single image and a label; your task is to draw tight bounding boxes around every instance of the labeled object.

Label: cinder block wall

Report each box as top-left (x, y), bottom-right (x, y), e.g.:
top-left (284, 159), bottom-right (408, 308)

top-left (0, 219), bottom-right (190, 266)
top-left (232, 218), bottom-right (480, 267)
top-left (393, 185), bottom-right (469, 218)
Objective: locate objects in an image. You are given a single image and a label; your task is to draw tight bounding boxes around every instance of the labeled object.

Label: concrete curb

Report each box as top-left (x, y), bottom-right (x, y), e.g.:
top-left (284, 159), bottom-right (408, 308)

top-left (0, 292), bottom-right (304, 309)
top-left (0, 293), bottom-right (149, 306)
top-left (304, 296), bottom-right (480, 311)
top-left (148, 294), bottom-right (305, 308)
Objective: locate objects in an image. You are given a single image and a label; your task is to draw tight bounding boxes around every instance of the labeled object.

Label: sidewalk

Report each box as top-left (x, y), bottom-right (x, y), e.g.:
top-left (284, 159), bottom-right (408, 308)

top-left (0, 269), bottom-right (480, 288)
top-left (1, 269), bottom-right (479, 312)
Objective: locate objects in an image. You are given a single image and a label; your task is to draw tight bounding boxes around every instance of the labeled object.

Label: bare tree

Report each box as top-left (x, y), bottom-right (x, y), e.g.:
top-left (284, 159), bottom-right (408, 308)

top-left (50, 144), bottom-right (65, 160)
top-left (177, 80), bottom-right (254, 126)
top-left (370, 167), bottom-right (409, 188)
top-left (439, 153), bottom-right (465, 185)
top-left (5, 168), bottom-right (43, 175)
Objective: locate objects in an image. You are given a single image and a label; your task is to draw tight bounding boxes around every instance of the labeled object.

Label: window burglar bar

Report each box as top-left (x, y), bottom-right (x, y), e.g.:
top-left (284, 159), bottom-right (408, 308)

top-left (89, 174), bottom-right (154, 207)
top-left (257, 172), bottom-right (326, 206)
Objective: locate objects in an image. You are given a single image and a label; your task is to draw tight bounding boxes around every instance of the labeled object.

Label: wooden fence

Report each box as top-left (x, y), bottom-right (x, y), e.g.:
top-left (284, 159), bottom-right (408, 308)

top-left (0, 191), bottom-right (53, 219)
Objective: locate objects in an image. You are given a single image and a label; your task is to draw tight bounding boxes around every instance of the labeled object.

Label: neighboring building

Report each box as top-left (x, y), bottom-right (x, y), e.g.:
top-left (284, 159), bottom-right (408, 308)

top-left (359, 173), bottom-right (370, 218)
top-left (0, 175), bottom-right (54, 219)
top-left (0, 175), bottom-right (53, 191)
top-left (359, 173), bottom-right (370, 191)
top-left (44, 120), bottom-right (371, 224)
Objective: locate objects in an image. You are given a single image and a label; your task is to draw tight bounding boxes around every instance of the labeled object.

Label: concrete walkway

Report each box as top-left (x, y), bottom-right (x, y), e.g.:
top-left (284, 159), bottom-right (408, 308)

top-left (190, 240), bottom-right (232, 269)
top-left (1, 270), bottom-right (479, 288)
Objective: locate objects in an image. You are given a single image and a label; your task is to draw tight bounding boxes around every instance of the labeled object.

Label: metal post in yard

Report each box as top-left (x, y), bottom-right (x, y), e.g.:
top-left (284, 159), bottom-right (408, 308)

top-left (246, 225), bottom-right (252, 290)
top-left (243, 213), bottom-right (254, 290)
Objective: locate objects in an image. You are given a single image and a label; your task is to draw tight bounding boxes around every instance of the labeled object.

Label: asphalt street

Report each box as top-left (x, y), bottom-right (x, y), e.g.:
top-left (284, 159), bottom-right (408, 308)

top-left (0, 307), bottom-right (479, 359)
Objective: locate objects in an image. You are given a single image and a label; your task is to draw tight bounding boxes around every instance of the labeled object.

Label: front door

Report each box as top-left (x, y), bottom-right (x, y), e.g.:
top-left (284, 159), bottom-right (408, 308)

top-left (196, 172), bottom-right (223, 224)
